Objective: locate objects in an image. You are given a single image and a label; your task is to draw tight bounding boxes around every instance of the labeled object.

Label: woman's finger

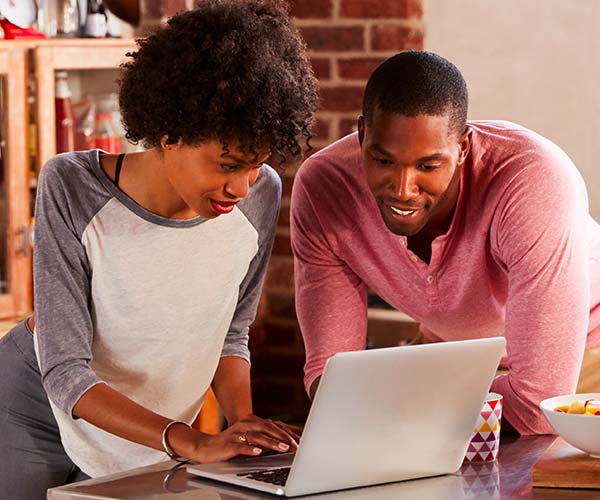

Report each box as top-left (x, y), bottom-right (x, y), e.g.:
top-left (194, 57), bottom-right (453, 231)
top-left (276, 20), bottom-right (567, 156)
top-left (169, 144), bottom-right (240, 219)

top-left (242, 431), bottom-right (291, 453)
top-left (274, 421), bottom-right (302, 441)
top-left (241, 419), bottom-right (297, 446)
top-left (232, 443), bottom-right (264, 458)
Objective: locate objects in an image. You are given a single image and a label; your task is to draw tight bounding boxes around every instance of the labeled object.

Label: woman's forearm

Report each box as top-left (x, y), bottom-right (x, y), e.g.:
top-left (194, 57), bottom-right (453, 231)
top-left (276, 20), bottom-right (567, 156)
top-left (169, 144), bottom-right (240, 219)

top-left (72, 379), bottom-right (298, 464)
top-left (72, 382), bottom-right (202, 458)
top-left (211, 356), bottom-right (253, 425)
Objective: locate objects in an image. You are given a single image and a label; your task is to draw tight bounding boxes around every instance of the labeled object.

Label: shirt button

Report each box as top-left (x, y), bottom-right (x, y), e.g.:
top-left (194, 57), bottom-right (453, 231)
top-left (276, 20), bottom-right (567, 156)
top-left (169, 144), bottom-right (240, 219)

top-left (426, 275), bottom-right (434, 284)
top-left (410, 255), bottom-right (418, 263)
top-left (400, 238), bottom-right (407, 247)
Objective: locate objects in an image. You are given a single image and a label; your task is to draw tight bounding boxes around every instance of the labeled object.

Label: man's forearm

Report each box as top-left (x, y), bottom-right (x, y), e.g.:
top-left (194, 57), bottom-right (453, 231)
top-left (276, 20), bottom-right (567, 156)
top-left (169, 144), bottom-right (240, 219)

top-left (212, 356), bottom-right (253, 425)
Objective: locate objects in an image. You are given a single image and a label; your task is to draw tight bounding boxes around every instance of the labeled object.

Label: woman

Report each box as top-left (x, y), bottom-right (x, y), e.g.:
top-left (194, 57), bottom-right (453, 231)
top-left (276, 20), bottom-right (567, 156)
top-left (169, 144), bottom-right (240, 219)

top-left (0, 2), bottom-right (318, 498)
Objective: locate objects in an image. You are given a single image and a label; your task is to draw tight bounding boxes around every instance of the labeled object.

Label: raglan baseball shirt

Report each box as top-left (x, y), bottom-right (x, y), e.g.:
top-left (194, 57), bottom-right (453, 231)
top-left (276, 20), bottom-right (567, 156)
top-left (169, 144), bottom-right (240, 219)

top-left (33, 150), bottom-right (281, 476)
top-left (291, 121), bottom-right (600, 435)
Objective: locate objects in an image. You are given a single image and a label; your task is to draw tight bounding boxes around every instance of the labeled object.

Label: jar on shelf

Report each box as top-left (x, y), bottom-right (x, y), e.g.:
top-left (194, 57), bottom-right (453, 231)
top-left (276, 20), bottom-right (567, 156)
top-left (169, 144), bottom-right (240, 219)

top-left (84, 0), bottom-right (108, 38)
top-left (94, 94), bottom-right (121, 153)
top-left (55, 72), bottom-right (75, 153)
top-left (37, 0), bottom-right (81, 38)
top-left (94, 113), bottom-right (120, 153)
top-left (73, 98), bottom-right (96, 151)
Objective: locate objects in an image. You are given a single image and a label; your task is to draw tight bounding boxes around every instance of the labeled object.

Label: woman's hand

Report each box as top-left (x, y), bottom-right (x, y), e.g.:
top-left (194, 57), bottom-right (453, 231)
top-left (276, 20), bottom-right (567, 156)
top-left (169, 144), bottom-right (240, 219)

top-left (172, 414), bottom-right (301, 464)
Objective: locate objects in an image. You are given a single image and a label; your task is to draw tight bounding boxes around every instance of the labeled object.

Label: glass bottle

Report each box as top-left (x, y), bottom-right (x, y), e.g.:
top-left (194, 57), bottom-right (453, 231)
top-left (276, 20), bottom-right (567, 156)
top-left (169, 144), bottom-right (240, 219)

top-left (94, 94), bottom-right (121, 153)
top-left (37, 0), bottom-right (81, 38)
top-left (84, 0), bottom-right (108, 38)
top-left (55, 72), bottom-right (75, 153)
top-left (94, 113), bottom-right (120, 153)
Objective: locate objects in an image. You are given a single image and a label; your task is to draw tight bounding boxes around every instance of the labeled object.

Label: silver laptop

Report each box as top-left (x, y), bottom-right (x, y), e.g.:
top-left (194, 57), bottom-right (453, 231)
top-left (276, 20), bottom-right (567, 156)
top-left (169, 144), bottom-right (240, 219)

top-left (187, 337), bottom-right (506, 497)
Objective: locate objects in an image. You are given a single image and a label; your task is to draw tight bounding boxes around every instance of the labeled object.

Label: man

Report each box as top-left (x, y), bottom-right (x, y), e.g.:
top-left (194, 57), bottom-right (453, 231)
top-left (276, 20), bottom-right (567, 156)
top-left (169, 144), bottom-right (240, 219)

top-left (291, 51), bottom-right (600, 435)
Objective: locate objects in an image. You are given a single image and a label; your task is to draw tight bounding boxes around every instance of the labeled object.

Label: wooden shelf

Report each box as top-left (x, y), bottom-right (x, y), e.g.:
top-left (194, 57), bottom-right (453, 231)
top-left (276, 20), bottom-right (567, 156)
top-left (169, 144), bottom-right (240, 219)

top-left (0, 38), bottom-right (137, 49)
top-left (0, 39), bottom-right (135, 318)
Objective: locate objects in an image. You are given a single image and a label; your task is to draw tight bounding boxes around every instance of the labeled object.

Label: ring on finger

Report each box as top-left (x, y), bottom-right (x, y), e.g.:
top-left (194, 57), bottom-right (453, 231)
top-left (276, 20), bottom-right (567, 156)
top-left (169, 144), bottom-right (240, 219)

top-left (239, 431), bottom-right (252, 445)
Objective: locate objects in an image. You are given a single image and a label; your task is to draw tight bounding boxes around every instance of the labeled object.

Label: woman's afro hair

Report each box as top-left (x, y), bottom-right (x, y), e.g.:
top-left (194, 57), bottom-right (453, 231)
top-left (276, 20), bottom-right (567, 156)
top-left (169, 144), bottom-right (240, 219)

top-left (119, 0), bottom-right (319, 164)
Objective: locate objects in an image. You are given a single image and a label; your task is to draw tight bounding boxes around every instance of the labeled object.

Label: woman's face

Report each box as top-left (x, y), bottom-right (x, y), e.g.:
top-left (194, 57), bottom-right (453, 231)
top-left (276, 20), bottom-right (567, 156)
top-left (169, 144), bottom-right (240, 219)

top-left (162, 139), bottom-right (270, 219)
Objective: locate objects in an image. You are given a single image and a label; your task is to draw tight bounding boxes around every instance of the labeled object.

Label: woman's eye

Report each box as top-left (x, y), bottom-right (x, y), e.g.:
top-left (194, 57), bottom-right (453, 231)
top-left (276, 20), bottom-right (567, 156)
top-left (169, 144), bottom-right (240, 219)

top-left (220, 164), bottom-right (239, 172)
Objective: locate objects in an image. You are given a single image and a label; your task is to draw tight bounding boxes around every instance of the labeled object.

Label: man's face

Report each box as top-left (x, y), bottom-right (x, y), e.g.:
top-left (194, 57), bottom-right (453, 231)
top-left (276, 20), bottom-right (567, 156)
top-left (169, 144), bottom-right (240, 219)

top-left (359, 110), bottom-right (470, 238)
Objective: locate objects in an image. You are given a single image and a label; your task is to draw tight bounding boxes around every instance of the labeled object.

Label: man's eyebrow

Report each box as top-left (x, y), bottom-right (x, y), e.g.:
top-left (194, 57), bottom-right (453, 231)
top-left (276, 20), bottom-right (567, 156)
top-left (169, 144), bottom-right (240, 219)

top-left (417, 153), bottom-right (446, 162)
top-left (367, 144), bottom-right (394, 157)
top-left (368, 146), bottom-right (446, 162)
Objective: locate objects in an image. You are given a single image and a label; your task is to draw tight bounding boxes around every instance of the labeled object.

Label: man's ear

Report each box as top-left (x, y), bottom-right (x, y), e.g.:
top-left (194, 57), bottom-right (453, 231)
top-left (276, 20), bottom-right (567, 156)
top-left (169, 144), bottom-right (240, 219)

top-left (457, 128), bottom-right (472, 165)
top-left (358, 115), bottom-right (365, 146)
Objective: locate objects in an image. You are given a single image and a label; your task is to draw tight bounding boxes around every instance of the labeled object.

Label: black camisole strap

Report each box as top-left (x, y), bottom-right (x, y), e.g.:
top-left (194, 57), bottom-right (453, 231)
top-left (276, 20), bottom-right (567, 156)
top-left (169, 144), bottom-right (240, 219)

top-left (114, 153), bottom-right (126, 187)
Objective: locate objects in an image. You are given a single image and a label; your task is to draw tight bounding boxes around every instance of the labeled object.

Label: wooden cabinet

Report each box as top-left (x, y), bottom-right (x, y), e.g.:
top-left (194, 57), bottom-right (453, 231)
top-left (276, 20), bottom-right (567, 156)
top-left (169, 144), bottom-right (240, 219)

top-left (0, 39), bottom-right (135, 320)
top-left (0, 44), bottom-right (32, 320)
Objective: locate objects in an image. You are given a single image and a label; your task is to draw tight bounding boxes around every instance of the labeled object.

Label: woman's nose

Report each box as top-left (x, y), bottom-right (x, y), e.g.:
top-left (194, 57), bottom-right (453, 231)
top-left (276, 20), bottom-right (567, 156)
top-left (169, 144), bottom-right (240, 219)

top-left (225, 171), bottom-right (253, 199)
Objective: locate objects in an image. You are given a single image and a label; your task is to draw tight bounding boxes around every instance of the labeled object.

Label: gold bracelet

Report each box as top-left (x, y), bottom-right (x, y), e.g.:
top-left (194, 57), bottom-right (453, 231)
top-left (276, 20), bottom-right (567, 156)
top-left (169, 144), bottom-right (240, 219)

top-left (161, 420), bottom-right (192, 463)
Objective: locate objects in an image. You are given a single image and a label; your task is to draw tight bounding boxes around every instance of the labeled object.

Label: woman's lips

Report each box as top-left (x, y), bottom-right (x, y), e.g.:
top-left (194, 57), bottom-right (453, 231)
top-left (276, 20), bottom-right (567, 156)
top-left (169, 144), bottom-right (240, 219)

top-left (210, 199), bottom-right (238, 214)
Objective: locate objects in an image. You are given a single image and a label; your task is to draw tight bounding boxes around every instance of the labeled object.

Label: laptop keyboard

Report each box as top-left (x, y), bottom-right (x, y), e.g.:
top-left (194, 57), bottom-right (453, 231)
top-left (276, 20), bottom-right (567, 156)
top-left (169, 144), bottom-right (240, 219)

top-left (236, 467), bottom-right (291, 486)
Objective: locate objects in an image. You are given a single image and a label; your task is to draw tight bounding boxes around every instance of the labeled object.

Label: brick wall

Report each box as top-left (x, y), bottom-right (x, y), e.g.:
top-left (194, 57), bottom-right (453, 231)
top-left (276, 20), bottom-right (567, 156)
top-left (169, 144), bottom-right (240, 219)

top-left (145, 0), bottom-right (424, 422)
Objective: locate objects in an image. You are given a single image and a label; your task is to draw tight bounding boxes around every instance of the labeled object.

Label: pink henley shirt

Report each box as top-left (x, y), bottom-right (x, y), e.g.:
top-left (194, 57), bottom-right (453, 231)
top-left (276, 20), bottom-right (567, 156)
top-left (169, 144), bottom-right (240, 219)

top-left (291, 120), bottom-right (600, 435)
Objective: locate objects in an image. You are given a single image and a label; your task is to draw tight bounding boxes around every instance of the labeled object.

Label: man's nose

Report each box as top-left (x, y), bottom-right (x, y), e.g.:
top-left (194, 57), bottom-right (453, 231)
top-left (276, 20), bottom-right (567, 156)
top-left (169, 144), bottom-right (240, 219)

top-left (392, 167), bottom-right (419, 201)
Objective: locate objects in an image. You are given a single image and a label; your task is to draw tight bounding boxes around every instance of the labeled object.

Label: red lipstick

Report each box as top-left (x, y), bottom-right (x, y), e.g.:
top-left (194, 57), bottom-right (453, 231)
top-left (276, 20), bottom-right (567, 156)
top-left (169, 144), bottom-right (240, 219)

top-left (210, 199), bottom-right (238, 214)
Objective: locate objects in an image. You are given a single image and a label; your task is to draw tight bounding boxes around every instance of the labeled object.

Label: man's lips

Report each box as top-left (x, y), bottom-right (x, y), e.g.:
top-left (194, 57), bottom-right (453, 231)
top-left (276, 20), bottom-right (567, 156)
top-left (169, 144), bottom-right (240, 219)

top-left (383, 201), bottom-right (425, 218)
top-left (210, 199), bottom-right (239, 214)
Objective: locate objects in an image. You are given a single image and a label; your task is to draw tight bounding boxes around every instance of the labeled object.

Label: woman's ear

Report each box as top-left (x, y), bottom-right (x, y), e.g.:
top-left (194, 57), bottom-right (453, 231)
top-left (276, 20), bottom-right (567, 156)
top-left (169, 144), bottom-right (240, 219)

top-left (160, 135), bottom-right (171, 150)
top-left (160, 135), bottom-right (181, 150)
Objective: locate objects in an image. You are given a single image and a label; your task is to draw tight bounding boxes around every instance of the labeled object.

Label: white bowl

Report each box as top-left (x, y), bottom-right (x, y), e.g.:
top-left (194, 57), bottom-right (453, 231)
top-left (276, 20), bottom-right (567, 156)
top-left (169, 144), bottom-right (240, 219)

top-left (540, 393), bottom-right (600, 458)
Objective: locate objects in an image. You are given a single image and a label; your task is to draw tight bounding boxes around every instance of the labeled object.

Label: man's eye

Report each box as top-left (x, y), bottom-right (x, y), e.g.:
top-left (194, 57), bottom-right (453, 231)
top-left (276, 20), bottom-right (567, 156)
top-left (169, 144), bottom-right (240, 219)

top-left (419, 164), bottom-right (437, 171)
top-left (374, 157), bottom-right (392, 166)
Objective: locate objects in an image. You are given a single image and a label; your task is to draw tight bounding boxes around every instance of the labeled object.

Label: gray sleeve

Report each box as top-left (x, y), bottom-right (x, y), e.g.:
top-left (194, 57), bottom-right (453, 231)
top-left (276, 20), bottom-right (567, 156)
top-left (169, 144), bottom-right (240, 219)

top-left (220, 165), bottom-right (282, 362)
top-left (33, 153), bottom-right (110, 416)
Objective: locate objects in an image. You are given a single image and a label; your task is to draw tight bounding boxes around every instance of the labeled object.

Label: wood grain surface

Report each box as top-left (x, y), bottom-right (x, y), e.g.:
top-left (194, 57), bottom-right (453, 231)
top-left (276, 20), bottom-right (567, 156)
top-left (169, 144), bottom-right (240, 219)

top-left (532, 437), bottom-right (600, 489)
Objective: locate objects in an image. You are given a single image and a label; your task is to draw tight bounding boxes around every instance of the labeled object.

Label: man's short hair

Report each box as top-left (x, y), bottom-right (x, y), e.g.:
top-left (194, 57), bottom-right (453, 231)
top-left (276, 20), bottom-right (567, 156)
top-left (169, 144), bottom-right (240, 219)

top-left (362, 51), bottom-right (468, 137)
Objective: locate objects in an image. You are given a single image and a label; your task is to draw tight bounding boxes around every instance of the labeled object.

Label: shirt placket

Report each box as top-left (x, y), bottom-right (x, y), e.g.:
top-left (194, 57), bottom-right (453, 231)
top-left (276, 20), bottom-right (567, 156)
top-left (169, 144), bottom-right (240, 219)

top-left (399, 236), bottom-right (442, 307)
top-left (426, 239), bottom-right (444, 307)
